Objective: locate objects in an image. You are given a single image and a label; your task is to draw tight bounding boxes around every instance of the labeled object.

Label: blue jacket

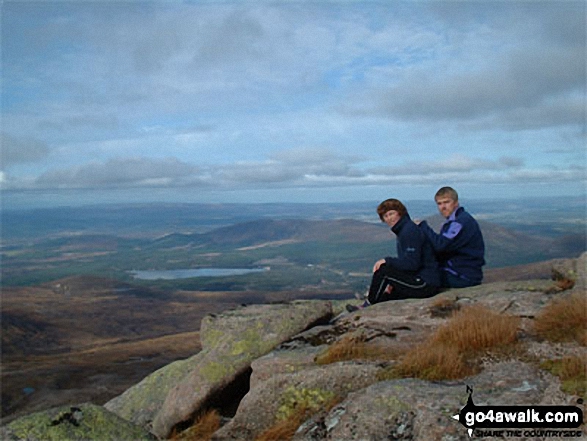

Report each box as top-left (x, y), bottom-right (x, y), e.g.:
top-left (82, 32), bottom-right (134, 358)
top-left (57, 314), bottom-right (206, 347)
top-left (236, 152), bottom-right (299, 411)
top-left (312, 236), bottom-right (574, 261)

top-left (419, 206), bottom-right (485, 285)
top-left (385, 214), bottom-right (441, 287)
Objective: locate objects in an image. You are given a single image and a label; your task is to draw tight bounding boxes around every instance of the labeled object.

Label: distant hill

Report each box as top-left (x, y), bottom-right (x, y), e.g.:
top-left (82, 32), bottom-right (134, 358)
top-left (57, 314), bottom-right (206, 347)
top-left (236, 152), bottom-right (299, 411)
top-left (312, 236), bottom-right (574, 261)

top-left (171, 216), bottom-right (583, 269)
top-left (1, 210), bottom-right (584, 288)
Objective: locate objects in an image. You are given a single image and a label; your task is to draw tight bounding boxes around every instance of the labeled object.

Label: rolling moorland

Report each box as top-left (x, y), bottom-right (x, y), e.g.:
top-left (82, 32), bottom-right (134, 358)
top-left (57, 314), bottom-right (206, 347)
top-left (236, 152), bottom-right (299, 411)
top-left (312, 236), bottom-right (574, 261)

top-left (1, 197), bottom-right (585, 422)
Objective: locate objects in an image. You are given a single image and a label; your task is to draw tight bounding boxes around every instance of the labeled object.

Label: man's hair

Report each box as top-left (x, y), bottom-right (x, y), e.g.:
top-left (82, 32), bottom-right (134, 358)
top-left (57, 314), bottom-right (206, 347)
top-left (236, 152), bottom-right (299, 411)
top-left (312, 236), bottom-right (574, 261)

top-left (435, 186), bottom-right (459, 202)
top-left (377, 198), bottom-right (407, 221)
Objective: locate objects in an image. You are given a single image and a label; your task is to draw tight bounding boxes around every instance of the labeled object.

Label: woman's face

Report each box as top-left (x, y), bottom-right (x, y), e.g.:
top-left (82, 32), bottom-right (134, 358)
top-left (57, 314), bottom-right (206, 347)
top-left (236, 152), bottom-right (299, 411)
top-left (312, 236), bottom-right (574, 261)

top-left (382, 210), bottom-right (401, 227)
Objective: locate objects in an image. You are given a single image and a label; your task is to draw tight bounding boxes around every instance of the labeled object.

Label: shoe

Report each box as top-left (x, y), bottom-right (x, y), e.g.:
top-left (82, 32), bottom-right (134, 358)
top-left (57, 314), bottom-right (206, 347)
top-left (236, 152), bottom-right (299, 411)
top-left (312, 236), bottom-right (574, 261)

top-left (346, 300), bottom-right (370, 313)
top-left (346, 304), bottom-right (360, 313)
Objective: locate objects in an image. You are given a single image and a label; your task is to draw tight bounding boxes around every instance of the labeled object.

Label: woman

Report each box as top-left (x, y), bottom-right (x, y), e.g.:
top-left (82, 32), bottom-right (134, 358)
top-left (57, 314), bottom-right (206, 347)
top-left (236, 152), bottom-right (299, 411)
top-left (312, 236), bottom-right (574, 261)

top-left (348, 198), bottom-right (440, 311)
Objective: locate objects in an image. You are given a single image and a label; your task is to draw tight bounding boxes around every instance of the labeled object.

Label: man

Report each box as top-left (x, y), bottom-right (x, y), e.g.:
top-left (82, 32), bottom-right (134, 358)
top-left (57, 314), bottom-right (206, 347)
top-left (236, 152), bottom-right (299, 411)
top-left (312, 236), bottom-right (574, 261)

top-left (347, 198), bottom-right (440, 312)
top-left (418, 187), bottom-right (485, 288)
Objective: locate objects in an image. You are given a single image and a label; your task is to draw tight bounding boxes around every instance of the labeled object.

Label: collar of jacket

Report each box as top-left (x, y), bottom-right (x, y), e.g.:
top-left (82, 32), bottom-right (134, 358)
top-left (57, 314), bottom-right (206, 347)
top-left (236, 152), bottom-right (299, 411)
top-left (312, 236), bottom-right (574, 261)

top-left (445, 206), bottom-right (464, 222)
top-left (391, 213), bottom-right (411, 235)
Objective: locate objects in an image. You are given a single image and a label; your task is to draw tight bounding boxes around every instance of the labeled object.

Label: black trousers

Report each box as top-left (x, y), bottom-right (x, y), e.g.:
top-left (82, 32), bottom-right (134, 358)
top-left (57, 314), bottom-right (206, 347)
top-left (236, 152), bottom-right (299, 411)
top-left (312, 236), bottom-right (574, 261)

top-left (368, 265), bottom-right (438, 305)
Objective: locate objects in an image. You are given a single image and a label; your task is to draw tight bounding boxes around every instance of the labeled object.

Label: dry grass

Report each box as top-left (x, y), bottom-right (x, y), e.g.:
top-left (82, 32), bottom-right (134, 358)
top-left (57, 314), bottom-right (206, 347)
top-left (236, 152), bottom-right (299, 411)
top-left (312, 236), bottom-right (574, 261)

top-left (428, 296), bottom-right (461, 318)
top-left (254, 405), bottom-right (312, 441)
top-left (432, 305), bottom-right (520, 354)
top-left (534, 294), bottom-right (587, 345)
top-left (379, 305), bottom-right (520, 382)
top-left (315, 332), bottom-right (397, 365)
top-left (541, 356), bottom-right (587, 398)
top-left (391, 341), bottom-right (475, 381)
top-left (170, 410), bottom-right (221, 441)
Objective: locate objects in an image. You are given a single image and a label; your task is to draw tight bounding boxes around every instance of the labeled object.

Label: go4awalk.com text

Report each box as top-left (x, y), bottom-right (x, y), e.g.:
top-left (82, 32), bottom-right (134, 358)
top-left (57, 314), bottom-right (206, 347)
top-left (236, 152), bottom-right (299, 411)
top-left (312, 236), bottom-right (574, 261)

top-left (452, 386), bottom-right (584, 438)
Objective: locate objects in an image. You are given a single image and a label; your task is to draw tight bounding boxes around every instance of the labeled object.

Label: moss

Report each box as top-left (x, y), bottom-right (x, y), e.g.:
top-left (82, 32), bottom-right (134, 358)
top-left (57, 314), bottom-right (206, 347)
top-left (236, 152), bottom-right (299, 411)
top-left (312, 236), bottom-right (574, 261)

top-left (229, 325), bottom-right (269, 356)
top-left (375, 395), bottom-right (409, 413)
top-left (107, 353), bottom-right (203, 423)
top-left (199, 360), bottom-right (235, 384)
top-left (200, 327), bottom-right (224, 349)
top-left (7, 404), bottom-right (155, 441)
top-left (541, 357), bottom-right (586, 398)
top-left (276, 386), bottom-right (337, 422)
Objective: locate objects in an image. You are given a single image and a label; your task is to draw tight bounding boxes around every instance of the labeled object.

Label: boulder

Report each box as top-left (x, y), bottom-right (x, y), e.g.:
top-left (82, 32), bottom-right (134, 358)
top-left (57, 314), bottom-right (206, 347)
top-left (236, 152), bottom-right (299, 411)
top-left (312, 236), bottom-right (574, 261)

top-left (0, 403), bottom-right (156, 441)
top-left (151, 300), bottom-right (332, 438)
top-left (293, 361), bottom-right (568, 440)
top-left (104, 351), bottom-right (207, 429)
top-left (212, 362), bottom-right (382, 440)
top-left (250, 345), bottom-right (327, 389)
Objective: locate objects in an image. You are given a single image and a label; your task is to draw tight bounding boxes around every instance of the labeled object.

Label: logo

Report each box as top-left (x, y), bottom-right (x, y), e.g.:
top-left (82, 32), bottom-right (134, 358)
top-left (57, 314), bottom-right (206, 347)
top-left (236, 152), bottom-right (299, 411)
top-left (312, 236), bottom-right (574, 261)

top-left (452, 386), bottom-right (584, 438)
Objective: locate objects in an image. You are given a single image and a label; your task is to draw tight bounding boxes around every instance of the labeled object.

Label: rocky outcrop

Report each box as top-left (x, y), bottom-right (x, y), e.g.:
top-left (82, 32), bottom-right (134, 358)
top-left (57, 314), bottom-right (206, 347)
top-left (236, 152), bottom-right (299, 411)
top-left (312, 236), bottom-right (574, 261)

top-left (116, 300), bottom-right (331, 437)
top-left (3, 254), bottom-right (586, 440)
top-left (292, 361), bottom-right (569, 441)
top-left (213, 363), bottom-right (382, 440)
top-left (0, 403), bottom-right (156, 441)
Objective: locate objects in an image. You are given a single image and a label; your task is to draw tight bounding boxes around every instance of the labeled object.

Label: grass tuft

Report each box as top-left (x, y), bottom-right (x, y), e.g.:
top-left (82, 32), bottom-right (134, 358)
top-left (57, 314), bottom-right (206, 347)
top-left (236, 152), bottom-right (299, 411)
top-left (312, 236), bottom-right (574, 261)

top-left (541, 356), bottom-right (587, 398)
top-left (170, 409), bottom-right (221, 441)
top-left (254, 405), bottom-right (311, 441)
top-left (315, 332), bottom-right (396, 365)
top-left (387, 341), bottom-right (475, 381)
top-left (379, 305), bottom-right (520, 382)
top-left (432, 305), bottom-right (520, 354)
top-left (534, 294), bottom-right (586, 345)
top-left (428, 296), bottom-right (461, 318)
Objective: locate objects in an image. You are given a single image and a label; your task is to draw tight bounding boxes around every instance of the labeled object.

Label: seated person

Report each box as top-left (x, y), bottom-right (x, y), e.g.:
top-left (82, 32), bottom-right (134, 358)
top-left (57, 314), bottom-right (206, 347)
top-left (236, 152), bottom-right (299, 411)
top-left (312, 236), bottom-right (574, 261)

top-left (348, 198), bottom-right (440, 311)
top-left (418, 186), bottom-right (485, 288)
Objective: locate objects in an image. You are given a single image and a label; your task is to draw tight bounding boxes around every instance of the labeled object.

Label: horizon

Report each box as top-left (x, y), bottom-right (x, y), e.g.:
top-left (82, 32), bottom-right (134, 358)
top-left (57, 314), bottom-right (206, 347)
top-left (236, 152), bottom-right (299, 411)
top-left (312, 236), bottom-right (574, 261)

top-left (1, 1), bottom-right (585, 209)
top-left (1, 189), bottom-right (585, 213)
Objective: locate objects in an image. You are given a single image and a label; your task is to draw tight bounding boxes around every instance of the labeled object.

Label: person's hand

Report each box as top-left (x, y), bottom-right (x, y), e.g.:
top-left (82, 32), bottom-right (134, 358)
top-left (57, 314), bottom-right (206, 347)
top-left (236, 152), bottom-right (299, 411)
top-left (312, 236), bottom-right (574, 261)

top-left (373, 259), bottom-right (386, 273)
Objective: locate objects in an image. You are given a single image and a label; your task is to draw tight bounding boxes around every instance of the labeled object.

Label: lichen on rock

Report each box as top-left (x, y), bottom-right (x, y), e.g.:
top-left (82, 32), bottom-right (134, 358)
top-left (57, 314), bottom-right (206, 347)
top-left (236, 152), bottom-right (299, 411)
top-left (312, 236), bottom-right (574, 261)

top-left (0, 403), bottom-right (156, 441)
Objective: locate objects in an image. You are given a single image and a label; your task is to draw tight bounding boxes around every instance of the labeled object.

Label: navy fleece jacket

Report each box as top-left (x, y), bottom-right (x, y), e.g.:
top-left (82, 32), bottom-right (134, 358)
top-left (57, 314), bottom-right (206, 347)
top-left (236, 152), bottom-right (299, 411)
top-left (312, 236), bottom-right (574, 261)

top-left (385, 214), bottom-right (440, 287)
top-left (419, 206), bottom-right (485, 285)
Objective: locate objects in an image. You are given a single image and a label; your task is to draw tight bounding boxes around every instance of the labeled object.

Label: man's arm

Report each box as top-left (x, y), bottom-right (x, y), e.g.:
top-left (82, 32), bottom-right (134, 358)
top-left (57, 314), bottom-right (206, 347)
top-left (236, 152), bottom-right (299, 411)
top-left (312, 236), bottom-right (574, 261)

top-left (419, 219), bottom-right (464, 253)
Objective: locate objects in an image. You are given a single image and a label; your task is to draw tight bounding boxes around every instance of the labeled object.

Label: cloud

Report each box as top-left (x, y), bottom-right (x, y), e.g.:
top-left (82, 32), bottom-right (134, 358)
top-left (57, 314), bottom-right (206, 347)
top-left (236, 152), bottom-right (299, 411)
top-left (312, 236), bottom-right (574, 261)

top-left (338, 3), bottom-right (585, 131)
top-left (370, 155), bottom-right (524, 177)
top-left (346, 44), bottom-right (584, 130)
top-left (1, 134), bottom-right (51, 168)
top-left (34, 157), bottom-right (204, 189)
top-left (19, 148), bottom-right (581, 194)
top-left (218, 147), bottom-right (365, 185)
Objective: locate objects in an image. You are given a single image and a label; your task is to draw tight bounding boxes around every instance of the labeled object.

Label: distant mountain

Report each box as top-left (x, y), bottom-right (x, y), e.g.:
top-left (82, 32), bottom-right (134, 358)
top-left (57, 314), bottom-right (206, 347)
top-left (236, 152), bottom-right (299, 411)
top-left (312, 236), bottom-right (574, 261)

top-left (199, 219), bottom-right (390, 246)
top-left (176, 217), bottom-right (583, 269)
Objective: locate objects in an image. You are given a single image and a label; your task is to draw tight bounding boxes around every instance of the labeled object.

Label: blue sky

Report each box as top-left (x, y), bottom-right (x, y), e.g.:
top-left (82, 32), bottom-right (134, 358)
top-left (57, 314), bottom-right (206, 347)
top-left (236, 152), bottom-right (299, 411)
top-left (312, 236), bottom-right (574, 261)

top-left (1, 1), bottom-right (585, 208)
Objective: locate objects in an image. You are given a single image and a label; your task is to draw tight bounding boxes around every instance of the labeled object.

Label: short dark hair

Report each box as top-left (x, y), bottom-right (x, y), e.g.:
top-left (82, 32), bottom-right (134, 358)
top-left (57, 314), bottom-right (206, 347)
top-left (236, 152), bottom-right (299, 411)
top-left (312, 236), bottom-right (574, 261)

top-left (377, 198), bottom-right (407, 221)
top-left (435, 186), bottom-right (459, 202)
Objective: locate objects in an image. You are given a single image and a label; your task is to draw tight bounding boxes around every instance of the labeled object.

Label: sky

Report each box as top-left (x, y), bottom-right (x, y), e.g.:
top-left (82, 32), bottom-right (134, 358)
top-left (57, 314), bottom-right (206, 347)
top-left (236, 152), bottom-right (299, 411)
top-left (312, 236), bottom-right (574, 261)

top-left (1, 0), bottom-right (586, 209)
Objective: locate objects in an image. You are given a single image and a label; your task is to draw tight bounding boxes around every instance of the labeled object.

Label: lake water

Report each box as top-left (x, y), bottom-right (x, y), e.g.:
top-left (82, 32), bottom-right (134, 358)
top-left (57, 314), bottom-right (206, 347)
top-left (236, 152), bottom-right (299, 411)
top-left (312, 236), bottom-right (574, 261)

top-left (129, 267), bottom-right (269, 280)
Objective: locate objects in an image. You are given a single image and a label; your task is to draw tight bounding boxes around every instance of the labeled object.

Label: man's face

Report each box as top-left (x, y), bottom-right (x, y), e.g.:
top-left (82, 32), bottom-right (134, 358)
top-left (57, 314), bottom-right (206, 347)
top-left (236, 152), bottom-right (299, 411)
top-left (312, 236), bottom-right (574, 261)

top-left (382, 210), bottom-right (401, 227)
top-left (435, 196), bottom-right (459, 218)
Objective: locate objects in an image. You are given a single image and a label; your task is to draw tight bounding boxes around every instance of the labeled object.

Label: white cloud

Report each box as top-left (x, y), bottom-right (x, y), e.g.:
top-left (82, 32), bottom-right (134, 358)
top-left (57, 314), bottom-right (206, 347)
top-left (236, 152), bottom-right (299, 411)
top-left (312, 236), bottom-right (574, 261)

top-left (15, 149), bottom-right (581, 194)
top-left (34, 157), bottom-right (204, 189)
top-left (1, 134), bottom-right (51, 168)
